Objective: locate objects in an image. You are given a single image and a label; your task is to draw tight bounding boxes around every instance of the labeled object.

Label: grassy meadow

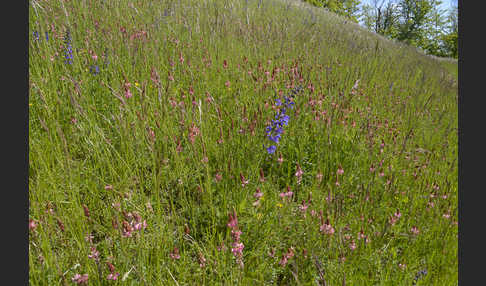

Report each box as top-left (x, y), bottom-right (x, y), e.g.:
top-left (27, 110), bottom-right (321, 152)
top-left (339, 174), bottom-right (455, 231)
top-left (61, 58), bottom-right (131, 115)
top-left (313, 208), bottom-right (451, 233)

top-left (29, 0), bottom-right (458, 284)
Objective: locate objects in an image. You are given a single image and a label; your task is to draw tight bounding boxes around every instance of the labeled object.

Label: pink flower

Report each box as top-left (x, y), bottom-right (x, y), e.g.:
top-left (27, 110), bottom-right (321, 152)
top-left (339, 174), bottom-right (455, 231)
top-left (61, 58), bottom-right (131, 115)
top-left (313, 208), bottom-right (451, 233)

top-left (253, 188), bottom-right (263, 199)
top-left (227, 213), bottom-right (238, 229)
top-left (29, 219), bottom-right (38, 232)
top-left (410, 226), bottom-right (420, 235)
top-left (215, 172), bottom-right (223, 182)
top-left (320, 219), bottom-right (335, 235)
top-left (299, 201), bottom-right (309, 212)
top-left (349, 240), bottom-right (357, 251)
top-left (88, 246), bottom-right (100, 261)
top-left (72, 274), bottom-right (89, 284)
top-left (279, 247), bottom-right (295, 267)
top-left (231, 242), bottom-right (244, 257)
top-left (107, 272), bottom-right (120, 281)
top-left (337, 166), bottom-right (344, 175)
top-left (105, 185), bottom-right (113, 190)
top-left (316, 172), bottom-right (323, 183)
top-left (170, 247), bottom-right (181, 260)
top-left (231, 229), bottom-right (242, 242)
top-left (295, 164), bottom-right (303, 183)
top-left (225, 81), bottom-right (231, 88)
top-left (240, 173), bottom-right (249, 187)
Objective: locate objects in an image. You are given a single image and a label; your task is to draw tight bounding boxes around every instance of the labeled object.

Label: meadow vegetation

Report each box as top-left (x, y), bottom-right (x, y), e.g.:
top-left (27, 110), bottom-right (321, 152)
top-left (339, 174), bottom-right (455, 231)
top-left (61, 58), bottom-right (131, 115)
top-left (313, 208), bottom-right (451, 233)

top-left (29, 0), bottom-right (457, 284)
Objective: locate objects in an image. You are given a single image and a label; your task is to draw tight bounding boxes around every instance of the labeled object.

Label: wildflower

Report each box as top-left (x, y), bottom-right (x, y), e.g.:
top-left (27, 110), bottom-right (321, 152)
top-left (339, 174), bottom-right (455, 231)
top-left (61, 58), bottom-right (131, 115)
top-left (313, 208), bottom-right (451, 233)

top-left (337, 166), bottom-right (344, 175)
top-left (316, 172), bottom-right (323, 183)
top-left (45, 31), bottom-right (48, 41)
top-left (299, 200), bottom-right (309, 214)
top-left (413, 269), bottom-right (428, 285)
top-left (85, 233), bottom-right (94, 243)
top-left (123, 81), bottom-right (132, 98)
top-left (279, 247), bottom-right (295, 266)
top-left (72, 274), bottom-right (89, 284)
top-left (320, 219), bottom-right (335, 235)
top-left (254, 188), bottom-right (263, 199)
top-left (57, 218), bottom-right (65, 232)
top-left (82, 204), bottom-right (90, 218)
top-left (264, 86), bottom-right (302, 154)
top-left (266, 145), bottom-right (277, 154)
top-left (188, 123), bottom-right (200, 144)
top-left (170, 247), bottom-right (180, 260)
top-left (410, 226), bottom-right (420, 235)
top-left (349, 240), bottom-right (357, 251)
top-left (199, 253), bottom-right (207, 268)
top-left (240, 173), bottom-right (249, 187)
top-left (215, 172), bottom-right (223, 182)
top-left (259, 169), bottom-right (266, 182)
top-left (33, 31), bottom-right (39, 41)
top-left (227, 210), bottom-right (244, 268)
top-left (29, 219), bottom-right (38, 232)
top-left (227, 212), bottom-right (238, 229)
top-left (89, 65), bottom-right (99, 75)
top-left (105, 185), bottom-right (113, 190)
top-left (122, 221), bottom-right (133, 237)
top-left (64, 29), bottom-right (73, 65)
top-left (88, 246), bottom-right (100, 262)
top-left (107, 272), bottom-right (120, 281)
top-left (295, 163), bottom-right (303, 184)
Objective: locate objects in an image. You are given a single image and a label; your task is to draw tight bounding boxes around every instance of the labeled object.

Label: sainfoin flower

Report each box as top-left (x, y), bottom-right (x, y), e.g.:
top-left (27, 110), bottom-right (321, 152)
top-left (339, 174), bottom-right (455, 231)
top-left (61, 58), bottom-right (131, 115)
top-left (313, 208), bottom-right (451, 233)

top-left (227, 210), bottom-right (244, 268)
top-left (72, 274), bottom-right (89, 284)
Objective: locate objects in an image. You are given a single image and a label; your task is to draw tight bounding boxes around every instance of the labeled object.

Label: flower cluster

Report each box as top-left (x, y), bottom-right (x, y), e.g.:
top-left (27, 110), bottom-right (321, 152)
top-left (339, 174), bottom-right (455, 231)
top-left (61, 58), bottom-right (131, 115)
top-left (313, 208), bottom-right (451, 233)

top-left (121, 211), bottom-right (147, 237)
top-left (64, 30), bottom-right (73, 65)
top-left (265, 86), bottom-right (303, 154)
top-left (227, 210), bottom-right (244, 268)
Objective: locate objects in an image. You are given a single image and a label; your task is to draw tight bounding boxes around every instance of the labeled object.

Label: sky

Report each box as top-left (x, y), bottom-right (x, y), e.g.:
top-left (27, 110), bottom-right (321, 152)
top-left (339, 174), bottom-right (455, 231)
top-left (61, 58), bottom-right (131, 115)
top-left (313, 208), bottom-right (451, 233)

top-left (359, 0), bottom-right (457, 12)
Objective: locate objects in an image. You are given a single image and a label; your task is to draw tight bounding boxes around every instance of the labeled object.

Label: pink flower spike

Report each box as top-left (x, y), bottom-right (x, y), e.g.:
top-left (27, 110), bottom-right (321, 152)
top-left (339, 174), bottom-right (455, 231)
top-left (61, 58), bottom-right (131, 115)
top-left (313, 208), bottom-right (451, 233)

top-left (227, 212), bottom-right (238, 229)
top-left (240, 173), bottom-right (249, 187)
top-left (410, 226), bottom-right (420, 235)
top-left (88, 246), bottom-right (100, 261)
top-left (295, 164), bottom-right (303, 178)
top-left (170, 247), bottom-right (181, 260)
top-left (29, 219), bottom-right (38, 232)
top-left (253, 188), bottom-right (263, 199)
top-left (72, 274), bottom-right (89, 284)
top-left (107, 272), bottom-right (120, 281)
top-left (104, 185), bottom-right (113, 190)
top-left (337, 166), bottom-right (344, 175)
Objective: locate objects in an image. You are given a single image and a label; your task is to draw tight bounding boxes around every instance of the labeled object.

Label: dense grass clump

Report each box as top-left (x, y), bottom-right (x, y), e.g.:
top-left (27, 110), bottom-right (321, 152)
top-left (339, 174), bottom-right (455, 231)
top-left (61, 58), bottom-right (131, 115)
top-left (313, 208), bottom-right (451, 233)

top-left (29, 0), bottom-right (457, 284)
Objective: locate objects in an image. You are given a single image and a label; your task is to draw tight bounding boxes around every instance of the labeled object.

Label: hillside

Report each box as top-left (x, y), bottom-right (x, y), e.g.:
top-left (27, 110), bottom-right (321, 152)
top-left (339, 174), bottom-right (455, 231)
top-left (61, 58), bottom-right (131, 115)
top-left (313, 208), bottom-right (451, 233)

top-left (29, 0), bottom-right (457, 284)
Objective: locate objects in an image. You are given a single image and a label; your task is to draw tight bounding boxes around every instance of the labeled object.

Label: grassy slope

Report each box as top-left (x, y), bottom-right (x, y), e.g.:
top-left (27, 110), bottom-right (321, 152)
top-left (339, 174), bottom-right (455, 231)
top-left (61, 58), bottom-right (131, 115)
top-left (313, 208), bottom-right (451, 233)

top-left (29, 0), bottom-right (457, 284)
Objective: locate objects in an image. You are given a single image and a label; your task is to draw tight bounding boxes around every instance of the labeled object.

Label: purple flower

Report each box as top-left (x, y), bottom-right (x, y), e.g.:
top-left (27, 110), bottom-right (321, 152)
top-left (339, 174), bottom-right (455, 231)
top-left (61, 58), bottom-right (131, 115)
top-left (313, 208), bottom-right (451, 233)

top-left (266, 145), bottom-right (277, 154)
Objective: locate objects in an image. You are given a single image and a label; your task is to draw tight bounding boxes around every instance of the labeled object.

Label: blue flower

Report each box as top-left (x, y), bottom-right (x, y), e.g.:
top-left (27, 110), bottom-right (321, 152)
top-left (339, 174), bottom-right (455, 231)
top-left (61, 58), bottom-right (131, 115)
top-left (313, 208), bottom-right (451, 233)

top-left (64, 30), bottom-right (73, 65)
top-left (266, 145), bottom-right (277, 154)
top-left (264, 86), bottom-right (303, 154)
top-left (89, 65), bottom-right (99, 75)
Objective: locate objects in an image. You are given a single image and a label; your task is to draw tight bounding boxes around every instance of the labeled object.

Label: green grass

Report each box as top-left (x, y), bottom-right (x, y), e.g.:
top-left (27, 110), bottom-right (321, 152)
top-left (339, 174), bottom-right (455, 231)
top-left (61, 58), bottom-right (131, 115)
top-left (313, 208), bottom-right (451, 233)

top-left (29, 0), bottom-right (457, 284)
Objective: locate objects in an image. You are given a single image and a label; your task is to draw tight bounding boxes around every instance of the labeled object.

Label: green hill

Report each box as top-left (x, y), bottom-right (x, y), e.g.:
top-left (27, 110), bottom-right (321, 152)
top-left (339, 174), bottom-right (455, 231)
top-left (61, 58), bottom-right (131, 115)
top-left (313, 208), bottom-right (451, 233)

top-left (29, 0), bottom-right (457, 284)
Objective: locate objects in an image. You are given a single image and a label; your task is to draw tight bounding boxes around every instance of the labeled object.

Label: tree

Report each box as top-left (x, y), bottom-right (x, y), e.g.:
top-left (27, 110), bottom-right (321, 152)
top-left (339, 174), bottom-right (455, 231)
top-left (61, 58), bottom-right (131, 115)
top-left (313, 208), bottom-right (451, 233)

top-left (395, 0), bottom-right (435, 46)
top-left (440, 4), bottom-right (458, 58)
top-left (360, 0), bottom-right (399, 37)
